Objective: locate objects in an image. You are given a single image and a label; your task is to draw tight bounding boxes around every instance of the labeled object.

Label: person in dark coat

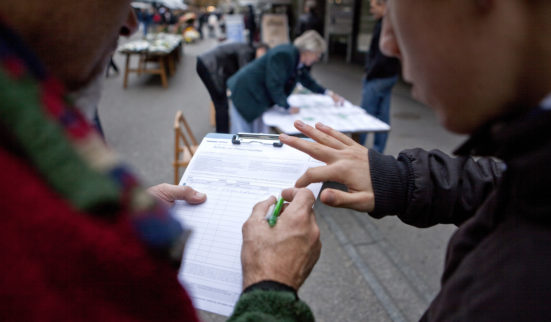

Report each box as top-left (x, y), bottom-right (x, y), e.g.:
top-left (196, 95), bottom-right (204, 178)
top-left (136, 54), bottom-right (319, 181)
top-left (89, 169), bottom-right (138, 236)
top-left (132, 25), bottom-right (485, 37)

top-left (279, 0), bottom-right (551, 320)
top-left (359, 0), bottom-right (400, 153)
top-left (227, 30), bottom-right (343, 133)
top-left (196, 42), bottom-right (269, 133)
top-left (296, 1), bottom-right (323, 37)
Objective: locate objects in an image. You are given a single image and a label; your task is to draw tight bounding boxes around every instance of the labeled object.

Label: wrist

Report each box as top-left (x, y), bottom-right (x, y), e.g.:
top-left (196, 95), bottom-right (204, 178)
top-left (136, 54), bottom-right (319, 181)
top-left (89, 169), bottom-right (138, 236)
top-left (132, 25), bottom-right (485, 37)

top-left (243, 280), bottom-right (298, 298)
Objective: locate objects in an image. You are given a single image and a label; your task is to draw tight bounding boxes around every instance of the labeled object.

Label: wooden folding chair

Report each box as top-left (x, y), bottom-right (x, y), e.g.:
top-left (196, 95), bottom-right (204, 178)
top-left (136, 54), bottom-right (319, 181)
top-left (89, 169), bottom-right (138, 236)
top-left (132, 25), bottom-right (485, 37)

top-left (173, 111), bottom-right (199, 184)
top-left (209, 101), bottom-right (216, 127)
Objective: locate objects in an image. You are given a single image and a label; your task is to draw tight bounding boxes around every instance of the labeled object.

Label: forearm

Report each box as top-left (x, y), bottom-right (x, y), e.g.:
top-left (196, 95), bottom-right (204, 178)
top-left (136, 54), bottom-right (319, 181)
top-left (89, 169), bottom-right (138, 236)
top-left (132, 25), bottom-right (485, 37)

top-left (298, 72), bottom-right (325, 94)
top-left (368, 148), bottom-right (504, 227)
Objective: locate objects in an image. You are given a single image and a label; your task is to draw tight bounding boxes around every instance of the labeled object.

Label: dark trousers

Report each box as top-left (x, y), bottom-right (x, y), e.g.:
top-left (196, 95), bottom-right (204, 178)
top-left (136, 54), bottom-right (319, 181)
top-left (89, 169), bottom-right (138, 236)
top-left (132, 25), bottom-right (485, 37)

top-left (196, 59), bottom-right (230, 133)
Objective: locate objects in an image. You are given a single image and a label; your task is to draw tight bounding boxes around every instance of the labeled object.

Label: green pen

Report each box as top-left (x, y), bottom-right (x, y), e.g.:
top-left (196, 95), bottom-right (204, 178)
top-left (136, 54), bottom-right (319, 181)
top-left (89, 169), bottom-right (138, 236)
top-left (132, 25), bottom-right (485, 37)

top-left (267, 196), bottom-right (285, 227)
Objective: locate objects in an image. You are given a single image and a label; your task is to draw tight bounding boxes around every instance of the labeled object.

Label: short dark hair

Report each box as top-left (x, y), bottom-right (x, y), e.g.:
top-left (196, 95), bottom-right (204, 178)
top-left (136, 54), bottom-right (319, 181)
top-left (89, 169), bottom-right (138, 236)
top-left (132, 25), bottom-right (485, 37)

top-left (254, 42), bottom-right (270, 52)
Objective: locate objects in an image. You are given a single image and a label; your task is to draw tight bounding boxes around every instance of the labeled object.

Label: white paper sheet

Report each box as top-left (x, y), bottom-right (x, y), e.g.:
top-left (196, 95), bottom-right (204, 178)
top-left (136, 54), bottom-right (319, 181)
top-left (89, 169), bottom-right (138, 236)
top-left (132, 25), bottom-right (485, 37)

top-left (263, 94), bottom-right (390, 134)
top-left (173, 136), bottom-right (323, 316)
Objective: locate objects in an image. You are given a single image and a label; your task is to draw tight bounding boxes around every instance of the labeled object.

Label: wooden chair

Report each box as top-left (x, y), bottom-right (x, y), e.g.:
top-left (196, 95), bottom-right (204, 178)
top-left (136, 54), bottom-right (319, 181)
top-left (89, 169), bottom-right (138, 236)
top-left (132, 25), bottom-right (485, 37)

top-left (209, 101), bottom-right (216, 127)
top-left (173, 111), bottom-right (199, 184)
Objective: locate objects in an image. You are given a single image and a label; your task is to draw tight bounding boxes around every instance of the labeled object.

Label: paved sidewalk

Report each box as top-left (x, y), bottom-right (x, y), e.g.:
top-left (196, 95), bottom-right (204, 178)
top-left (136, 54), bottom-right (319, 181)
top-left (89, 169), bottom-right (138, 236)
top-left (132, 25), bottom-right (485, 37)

top-left (100, 36), bottom-right (465, 321)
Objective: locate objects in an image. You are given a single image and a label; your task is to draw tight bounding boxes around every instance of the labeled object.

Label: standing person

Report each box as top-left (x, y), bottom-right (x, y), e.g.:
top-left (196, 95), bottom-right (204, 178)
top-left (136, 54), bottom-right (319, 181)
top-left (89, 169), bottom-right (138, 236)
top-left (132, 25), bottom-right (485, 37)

top-left (207, 12), bottom-right (218, 38)
top-left (244, 4), bottom-right (256, 45)
top-left (359, 0), bottom-right (400, 153)
top-left (227, 30), bottom-right (343, 134)
top-left (0, 0), bottom-right (323, 320)
top-left (197, 42), bottom-right (269, 133)
top-left (280, 0), bottom-right (551, 320)
top-left (197, 9), bottom-right (207, 39)
top-left (296, 1), bottom-right (323, 37)
top-left (142, 8), bottom-right (153, 37)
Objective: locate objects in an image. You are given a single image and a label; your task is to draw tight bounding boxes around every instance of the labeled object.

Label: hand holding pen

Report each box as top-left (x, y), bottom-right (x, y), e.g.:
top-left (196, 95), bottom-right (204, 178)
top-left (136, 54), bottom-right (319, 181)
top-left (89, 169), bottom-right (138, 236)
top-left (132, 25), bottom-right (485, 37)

top-left (241, 188), bottom-right (321, 291)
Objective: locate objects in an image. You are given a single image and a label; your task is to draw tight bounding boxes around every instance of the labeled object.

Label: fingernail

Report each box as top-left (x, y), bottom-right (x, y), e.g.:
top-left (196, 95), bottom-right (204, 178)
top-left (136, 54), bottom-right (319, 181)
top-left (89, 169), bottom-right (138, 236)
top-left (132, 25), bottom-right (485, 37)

top-left (317, 122), bottom-right (328, 130)
top-left (280, 133), bottom-right (289, 140)
top-left (295, 120), bottom-right (305, 128)
top-left (194, 191), bottom-right (205, 198)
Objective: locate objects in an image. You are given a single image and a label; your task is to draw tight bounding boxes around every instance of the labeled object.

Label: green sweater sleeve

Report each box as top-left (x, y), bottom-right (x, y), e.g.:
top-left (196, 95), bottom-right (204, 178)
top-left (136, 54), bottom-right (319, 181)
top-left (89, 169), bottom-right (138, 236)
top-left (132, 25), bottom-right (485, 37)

top-left (227, 290), bottom-right (315, 322)
top-left (265, 52), bottom-right (293, 108)
top-left (297, 69), bottom-right (325, 94)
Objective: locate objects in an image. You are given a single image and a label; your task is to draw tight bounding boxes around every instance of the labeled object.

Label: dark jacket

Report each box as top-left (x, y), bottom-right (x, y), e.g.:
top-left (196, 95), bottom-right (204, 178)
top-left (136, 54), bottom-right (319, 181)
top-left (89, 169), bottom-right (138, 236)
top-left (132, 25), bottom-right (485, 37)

top-left (227, 44), bottom-right (325, 122)
top-left (369, 106), bottom-right (551, 320)
top-left (197, 43), bottom-right (256, 98)
top-left (365, 19), bottom-right (400, 81)
top-left (296, 11), bottom-right (323, 36)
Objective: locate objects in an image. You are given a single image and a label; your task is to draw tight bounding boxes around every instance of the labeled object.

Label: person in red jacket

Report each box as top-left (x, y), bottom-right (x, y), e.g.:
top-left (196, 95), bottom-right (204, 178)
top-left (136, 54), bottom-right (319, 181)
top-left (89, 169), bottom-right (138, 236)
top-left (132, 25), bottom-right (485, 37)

top-left (0, 0), bottom-right (321, 320)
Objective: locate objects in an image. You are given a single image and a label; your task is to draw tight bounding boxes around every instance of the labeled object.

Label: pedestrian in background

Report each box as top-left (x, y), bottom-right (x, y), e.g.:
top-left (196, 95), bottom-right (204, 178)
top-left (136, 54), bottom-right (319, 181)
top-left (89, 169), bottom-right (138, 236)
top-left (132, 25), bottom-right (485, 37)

top-left (197, 42), bottom-right (269, 133)
top-left (296, 1), bottom-right (323, 37)
top-left (359, 0), bottom-right (400, 153)
top-left (227, 30), bottom-right (343, 134)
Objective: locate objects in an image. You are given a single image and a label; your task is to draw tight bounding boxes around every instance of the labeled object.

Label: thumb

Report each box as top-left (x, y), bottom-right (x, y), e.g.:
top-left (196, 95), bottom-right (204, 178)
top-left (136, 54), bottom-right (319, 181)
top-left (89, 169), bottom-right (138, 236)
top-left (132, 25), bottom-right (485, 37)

top-left (320, 188), bottom-right (373, 212)
top-left (250, 196), bottom-right (277, 221)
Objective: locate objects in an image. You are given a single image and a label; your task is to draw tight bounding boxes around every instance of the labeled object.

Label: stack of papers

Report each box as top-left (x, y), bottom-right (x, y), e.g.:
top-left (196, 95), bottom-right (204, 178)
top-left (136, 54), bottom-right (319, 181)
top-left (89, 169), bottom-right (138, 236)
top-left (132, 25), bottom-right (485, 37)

top-left (263, 94), bottom-right (390, 134)
top-left (117, 33), bottom-right (182, 54)
top-left (173, 135), bottom-right (323, 316)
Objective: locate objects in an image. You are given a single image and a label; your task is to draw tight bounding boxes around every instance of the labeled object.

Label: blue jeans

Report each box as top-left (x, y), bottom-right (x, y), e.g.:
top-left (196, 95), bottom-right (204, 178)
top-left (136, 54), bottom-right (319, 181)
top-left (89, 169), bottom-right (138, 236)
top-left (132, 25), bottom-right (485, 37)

top-left (229, 101), bottom-right (269, 134)
top-left (359, 75), bottom-right (398, 153)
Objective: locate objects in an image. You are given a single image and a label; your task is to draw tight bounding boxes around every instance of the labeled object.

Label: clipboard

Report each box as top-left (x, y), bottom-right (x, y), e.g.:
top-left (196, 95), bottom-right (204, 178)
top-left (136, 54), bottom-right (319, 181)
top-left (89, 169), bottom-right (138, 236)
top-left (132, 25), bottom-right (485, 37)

top-left (172, 133), bottom-right (323, 316)
top-left (231, 132), bottom-right (283, 147)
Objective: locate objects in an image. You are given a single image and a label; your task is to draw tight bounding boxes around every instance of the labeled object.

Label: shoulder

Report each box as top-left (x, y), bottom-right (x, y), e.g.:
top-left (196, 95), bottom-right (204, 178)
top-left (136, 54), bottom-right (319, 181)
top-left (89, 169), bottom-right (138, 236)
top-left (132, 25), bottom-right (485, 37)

top-left (437, 217), bottom-right (551, 319)
top-left (267, 44), bottom-right (297, 63)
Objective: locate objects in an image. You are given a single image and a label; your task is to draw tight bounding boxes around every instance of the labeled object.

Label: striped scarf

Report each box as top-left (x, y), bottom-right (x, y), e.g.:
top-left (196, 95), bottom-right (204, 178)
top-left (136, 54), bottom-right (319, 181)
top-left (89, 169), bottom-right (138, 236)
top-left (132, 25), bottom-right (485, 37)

top-left (0, 21), bottom-right (187, 262)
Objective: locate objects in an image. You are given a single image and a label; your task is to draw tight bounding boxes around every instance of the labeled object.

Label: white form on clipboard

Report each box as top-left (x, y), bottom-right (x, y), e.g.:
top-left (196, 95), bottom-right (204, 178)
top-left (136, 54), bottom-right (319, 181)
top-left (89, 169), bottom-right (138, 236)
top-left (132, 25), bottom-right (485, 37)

top-left (172, 133), bottom-right (323, 316)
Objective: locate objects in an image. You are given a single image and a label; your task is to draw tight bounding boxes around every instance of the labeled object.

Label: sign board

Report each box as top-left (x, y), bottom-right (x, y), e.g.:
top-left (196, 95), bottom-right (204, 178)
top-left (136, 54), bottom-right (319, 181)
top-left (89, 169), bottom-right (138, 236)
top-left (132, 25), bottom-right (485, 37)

top-left (261, 14), bottom-right (289, 48)
top-left (225, 14), bottom-right (245, 43)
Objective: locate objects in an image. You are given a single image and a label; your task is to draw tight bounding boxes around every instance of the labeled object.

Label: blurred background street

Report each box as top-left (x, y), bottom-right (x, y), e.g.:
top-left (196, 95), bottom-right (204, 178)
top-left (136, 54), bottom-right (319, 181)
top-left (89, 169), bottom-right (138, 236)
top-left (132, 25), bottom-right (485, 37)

top-left (99, 32), bottom-right (465, 321)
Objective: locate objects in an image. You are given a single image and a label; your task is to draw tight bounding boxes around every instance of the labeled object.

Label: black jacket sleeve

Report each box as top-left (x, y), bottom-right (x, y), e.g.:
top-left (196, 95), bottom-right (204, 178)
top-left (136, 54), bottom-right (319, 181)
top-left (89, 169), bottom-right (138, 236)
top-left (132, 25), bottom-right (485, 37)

top-left (368, 148), bottom-right (504, 227)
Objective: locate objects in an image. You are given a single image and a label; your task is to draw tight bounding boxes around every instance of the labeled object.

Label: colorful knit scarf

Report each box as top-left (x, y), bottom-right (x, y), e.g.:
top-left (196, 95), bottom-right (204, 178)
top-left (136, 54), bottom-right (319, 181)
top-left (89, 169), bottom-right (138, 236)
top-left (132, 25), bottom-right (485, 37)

top-left (0, 22), bottom-right (187, 261)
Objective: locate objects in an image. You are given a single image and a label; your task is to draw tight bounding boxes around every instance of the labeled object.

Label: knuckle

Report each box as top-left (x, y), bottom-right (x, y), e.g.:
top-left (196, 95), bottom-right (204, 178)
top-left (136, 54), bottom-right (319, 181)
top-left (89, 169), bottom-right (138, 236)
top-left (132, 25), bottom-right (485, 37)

top-left (312, 225), bottom-right (320, 241)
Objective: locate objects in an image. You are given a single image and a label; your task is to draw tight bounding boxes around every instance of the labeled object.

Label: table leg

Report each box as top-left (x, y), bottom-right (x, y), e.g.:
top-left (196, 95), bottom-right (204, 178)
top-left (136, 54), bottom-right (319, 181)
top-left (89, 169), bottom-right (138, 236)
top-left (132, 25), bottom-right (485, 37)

top-left (123, 53), bottom-right (130, 89)
top-left (159, 57), bottom-right (168, 88)
top-left (168, 54), bottom-right (175, 76)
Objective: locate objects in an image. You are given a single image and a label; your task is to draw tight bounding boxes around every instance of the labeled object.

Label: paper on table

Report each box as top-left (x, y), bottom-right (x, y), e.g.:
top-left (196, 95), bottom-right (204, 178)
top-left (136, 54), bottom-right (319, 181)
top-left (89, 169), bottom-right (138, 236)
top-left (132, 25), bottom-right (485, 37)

top-left (172, 137), bottom-right (323, 316)
top-left (263, 94), bottom-right (390, 134)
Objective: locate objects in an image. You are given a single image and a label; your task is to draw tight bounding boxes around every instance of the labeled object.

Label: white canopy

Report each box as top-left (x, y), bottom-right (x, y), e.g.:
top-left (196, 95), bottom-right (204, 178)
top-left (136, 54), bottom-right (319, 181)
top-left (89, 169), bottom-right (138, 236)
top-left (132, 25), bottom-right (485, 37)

top-left (135, 0), bottom-right (188, 10)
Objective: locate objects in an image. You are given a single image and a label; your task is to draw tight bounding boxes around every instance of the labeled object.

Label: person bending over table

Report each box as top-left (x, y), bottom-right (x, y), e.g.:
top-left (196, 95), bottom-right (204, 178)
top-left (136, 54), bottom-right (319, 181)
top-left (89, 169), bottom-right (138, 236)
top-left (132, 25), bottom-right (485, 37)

top-left (227, 30), bottom-right (343, 134)
top-left (197, 42), bottom-right (269, 133)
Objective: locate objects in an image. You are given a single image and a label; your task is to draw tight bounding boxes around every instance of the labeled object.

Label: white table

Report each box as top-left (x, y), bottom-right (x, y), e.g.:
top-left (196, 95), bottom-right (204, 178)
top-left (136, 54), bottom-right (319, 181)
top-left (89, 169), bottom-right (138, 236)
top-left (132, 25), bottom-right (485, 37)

top-left (262, 94), bottom-right (390, 140)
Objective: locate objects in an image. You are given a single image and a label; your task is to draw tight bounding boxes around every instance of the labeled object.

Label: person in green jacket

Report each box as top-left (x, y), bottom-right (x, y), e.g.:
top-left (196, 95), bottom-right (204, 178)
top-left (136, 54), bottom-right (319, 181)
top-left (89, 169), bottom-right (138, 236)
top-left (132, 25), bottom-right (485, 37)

top-left (227, 30), bottom-right (343, 133)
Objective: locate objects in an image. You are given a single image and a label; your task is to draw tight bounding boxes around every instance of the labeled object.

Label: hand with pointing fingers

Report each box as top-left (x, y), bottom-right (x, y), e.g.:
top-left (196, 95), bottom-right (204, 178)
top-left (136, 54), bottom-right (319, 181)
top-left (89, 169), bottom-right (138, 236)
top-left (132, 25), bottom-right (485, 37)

top-left (279, 120), bottom-right (375, 213)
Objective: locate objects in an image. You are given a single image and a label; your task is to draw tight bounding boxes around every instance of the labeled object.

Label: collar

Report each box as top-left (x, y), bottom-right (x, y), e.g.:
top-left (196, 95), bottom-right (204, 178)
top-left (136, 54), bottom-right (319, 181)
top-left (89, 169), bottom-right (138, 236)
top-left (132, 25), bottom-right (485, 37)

top-left (541, 93), bottom-right (551, 110)
top-left (454, 104), bottom-right (551, 160)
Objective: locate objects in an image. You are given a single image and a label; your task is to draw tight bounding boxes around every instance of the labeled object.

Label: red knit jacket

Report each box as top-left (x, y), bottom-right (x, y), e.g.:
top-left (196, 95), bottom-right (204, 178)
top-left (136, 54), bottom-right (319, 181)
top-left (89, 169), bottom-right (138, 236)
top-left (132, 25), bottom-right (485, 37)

top-left (0, 147), bottom-right (199, 321)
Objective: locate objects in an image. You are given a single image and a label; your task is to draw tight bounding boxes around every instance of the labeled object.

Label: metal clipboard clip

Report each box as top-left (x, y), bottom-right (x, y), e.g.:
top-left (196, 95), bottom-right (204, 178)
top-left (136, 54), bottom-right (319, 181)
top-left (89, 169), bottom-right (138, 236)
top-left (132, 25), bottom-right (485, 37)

top-left (231, 133), bottom-right (283, 147)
